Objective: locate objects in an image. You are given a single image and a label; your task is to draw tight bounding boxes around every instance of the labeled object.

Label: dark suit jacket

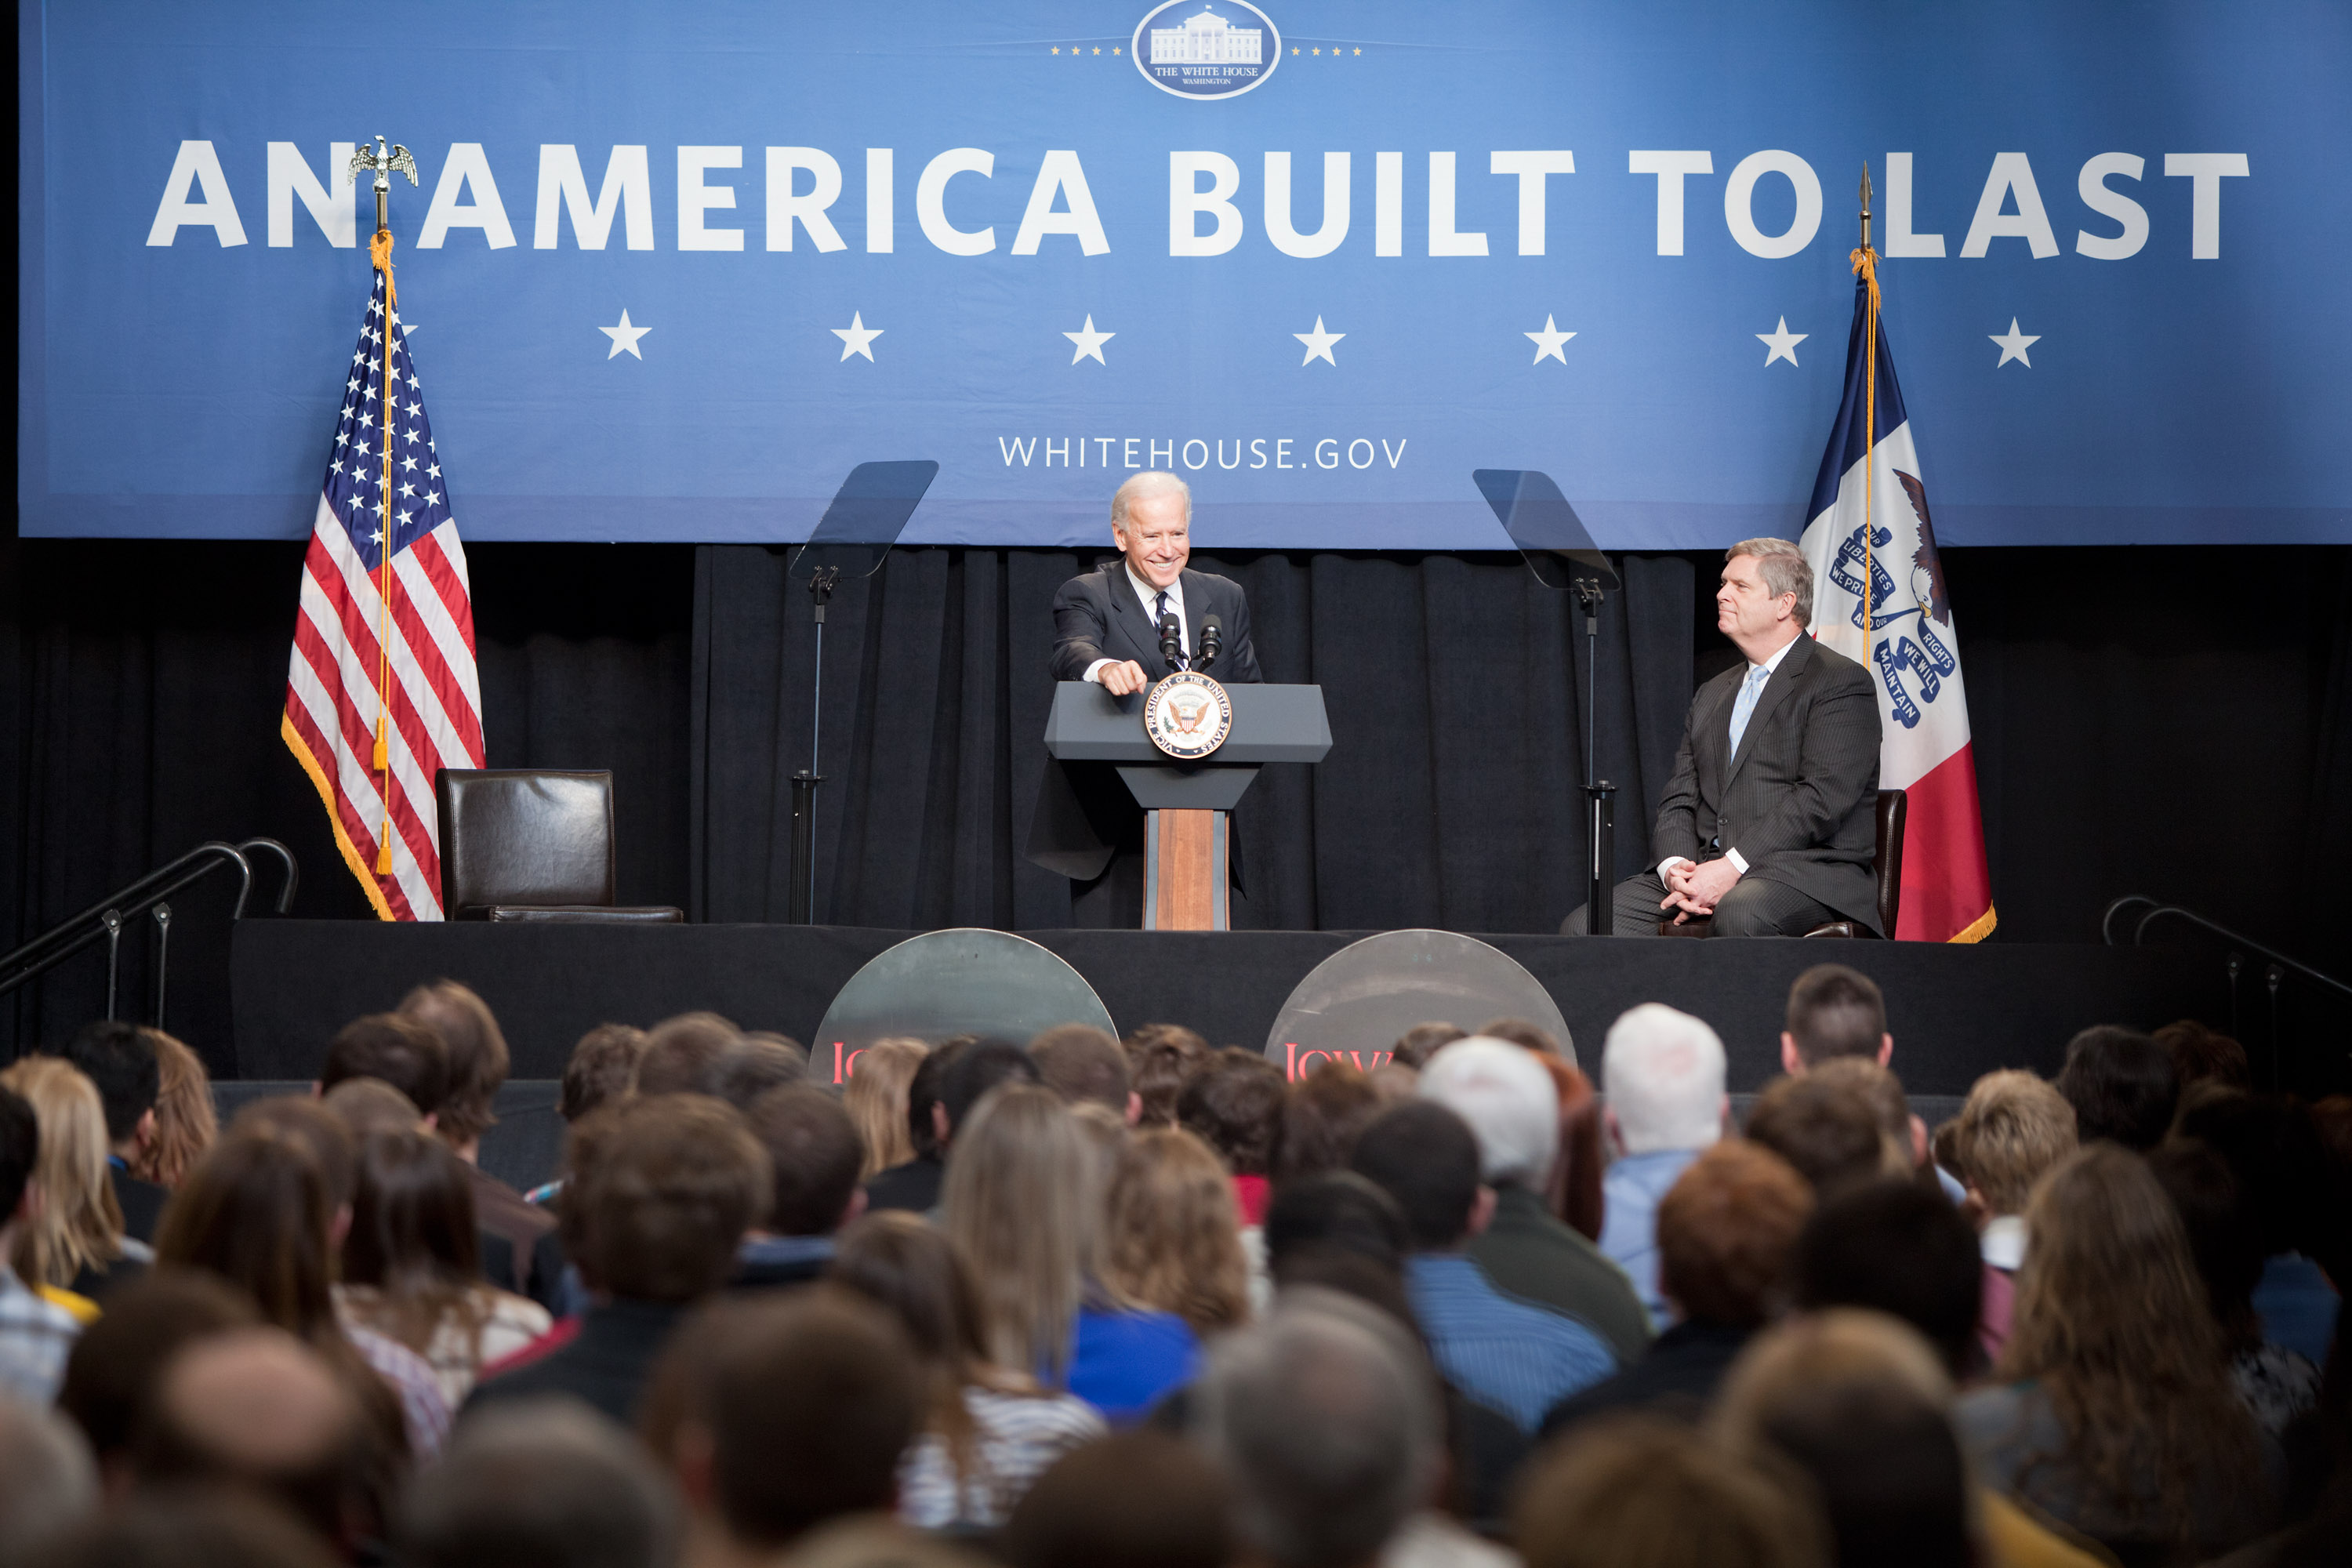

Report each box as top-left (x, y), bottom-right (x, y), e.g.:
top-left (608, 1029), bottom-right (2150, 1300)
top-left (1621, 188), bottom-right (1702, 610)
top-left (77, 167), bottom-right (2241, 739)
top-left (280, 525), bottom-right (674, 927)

top-left (465, 1298), bottom-right (686, 1428)
top-left (1467, 1183), bottom-right (1652, 1368)
top-left (1031, 564), bottom-right (1263, 884)
top-left (468, 1163), bottom-right (566, 1314)
top-left (111, 1164), bottom-right (169, 1246)
top-left (1047, 564), bottom-right (1262, 685)
top-left (1654, 632), bottom-right (1882, 930)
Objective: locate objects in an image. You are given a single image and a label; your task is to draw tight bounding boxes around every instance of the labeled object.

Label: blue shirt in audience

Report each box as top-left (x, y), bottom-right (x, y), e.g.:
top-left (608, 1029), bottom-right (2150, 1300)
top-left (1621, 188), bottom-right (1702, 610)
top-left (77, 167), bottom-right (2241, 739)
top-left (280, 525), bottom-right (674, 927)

top-left (1599, 1147), bottom-right (1701, 1328)
top-left (1065, 1306), bottom-right (1200, 1425)
top-left (2253, 1253), bottom-right (2341, 1366)
top-left (1404, 1253), bottom-right (1617, 1432)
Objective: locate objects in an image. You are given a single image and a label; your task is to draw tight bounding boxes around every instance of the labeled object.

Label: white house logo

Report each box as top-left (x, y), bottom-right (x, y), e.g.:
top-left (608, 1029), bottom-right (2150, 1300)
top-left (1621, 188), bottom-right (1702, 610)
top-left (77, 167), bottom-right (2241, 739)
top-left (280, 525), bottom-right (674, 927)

top-left (1132, 1), bottom-right (1281, 100)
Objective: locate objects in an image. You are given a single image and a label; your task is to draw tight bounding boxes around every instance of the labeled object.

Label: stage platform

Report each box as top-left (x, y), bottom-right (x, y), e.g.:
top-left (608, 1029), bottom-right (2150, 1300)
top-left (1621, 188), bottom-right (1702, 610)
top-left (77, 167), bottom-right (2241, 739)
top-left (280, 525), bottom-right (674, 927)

top-left (230, 922), bottom-right (2224, 1095)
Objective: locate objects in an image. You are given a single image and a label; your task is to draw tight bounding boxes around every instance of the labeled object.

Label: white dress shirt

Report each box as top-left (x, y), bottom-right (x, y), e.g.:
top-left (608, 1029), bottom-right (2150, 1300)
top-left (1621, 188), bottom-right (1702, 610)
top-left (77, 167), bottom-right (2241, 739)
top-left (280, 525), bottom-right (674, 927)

top-left (1082, 565), bottom-right (1188, 683)
top-left (1658, 630), bottom-right (1800, 880)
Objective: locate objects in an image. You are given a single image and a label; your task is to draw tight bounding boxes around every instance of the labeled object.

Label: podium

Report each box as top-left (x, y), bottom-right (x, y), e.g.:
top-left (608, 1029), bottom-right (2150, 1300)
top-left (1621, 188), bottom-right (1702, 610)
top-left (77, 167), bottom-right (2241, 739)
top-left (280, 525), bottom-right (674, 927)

top-left (1044, 682), bottom-right (1330, 931)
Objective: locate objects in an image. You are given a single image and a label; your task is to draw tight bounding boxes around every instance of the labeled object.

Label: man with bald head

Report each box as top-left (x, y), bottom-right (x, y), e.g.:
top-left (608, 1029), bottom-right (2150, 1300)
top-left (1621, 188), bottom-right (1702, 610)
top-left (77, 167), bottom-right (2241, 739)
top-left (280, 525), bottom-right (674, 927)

top-left (1033, 474), bottom-right (1265, 924)
top-left (135, 1328), bottom-right (369, 1553)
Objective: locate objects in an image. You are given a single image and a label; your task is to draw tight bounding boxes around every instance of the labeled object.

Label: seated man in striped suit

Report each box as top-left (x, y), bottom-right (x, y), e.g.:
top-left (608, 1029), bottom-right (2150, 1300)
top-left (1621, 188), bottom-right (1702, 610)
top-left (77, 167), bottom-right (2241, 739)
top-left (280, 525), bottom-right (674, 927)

top-left (1570, 538), bottom-right (1883, 938)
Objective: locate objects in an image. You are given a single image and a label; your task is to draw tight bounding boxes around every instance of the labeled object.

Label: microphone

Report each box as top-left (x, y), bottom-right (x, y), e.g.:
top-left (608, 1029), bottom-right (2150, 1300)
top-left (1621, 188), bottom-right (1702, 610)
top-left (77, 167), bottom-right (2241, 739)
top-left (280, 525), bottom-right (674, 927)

top-left (1197, 615), bottom-right (1223, 670)
top-left (1158, 612), bottom-right (1183, 668)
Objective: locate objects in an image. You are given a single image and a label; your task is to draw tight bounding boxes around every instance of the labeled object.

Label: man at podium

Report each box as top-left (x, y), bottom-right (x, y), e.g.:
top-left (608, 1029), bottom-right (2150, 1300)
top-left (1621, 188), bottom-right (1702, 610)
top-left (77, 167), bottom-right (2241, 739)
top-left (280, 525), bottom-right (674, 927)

top-left (1047, 473), bottom-right (1262, 688)
top-left (1031, 474), bottom-right (1261, 924)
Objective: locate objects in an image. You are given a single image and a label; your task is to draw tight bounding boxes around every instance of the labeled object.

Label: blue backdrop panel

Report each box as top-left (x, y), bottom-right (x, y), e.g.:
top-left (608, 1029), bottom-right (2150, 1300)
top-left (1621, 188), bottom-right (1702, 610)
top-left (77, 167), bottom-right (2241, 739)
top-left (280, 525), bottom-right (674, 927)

top-left (20, 1), bottom-right (2350, 546)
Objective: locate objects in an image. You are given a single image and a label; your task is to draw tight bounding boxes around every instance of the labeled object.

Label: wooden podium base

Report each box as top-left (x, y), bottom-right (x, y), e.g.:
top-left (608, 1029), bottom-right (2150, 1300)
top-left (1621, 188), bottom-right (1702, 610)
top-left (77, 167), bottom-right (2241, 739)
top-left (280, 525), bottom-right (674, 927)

top-left (1143, 808), bottom-right (1229, 931)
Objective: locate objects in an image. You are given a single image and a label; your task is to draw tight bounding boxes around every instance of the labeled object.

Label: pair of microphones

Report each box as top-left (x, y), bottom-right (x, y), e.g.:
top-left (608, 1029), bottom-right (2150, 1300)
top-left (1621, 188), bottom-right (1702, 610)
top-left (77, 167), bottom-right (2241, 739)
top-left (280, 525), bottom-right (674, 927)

top-left (1160, 612), bottom-right (1221, 672)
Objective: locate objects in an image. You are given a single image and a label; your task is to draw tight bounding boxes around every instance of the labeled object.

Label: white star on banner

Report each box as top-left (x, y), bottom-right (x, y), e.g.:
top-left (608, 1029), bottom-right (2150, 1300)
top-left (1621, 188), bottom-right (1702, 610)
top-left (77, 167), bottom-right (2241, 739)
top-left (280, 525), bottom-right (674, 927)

top-left (1757, 317), bottom-right (1807, 367)
top-left (600, 310), bottom-right (651, 361)
top-left (1526, 314), bottom-right (1576, 365)
top-left (1063, 315), bottom-right (1115, 365)
top-left (833, 312), bottom-right (883, 362)
top-left (1990, 318), bottom-right (2041, 368)
top-left (1294, 315), bottom-right (1344, 367)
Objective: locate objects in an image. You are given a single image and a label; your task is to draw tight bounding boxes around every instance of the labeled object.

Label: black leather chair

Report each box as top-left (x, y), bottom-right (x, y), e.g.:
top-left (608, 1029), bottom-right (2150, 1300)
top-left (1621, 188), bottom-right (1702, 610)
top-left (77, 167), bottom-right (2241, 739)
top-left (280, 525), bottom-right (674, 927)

top-left (435, 770), bottom-right (683, 923)
top-left (1658, 787), bottom-right (1905, 938)
top-left (1801, 788), bottom-right (1906, 938)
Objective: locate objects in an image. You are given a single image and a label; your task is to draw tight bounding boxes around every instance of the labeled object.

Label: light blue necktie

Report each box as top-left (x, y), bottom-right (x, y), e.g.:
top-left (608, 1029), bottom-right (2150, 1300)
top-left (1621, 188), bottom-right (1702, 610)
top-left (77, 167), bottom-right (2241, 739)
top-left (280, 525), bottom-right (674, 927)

top-left (1726, 663), bottom-right (1769, 757)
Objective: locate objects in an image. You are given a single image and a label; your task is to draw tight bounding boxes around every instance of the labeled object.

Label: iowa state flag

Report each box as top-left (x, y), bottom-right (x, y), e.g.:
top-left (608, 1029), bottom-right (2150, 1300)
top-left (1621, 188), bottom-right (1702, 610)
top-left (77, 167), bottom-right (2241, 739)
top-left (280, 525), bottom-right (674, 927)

top-left (1798, 267), bottom-right (1996, 942)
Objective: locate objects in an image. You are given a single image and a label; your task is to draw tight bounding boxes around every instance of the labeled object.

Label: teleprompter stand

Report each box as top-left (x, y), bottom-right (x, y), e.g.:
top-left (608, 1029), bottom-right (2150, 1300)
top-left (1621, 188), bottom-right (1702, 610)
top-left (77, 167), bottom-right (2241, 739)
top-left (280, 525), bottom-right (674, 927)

top-left (779, 461), bottom-right (938, 924)
top-left (1474, 469), bottom-right (1624, 933)
top-left (1042, 684), bottom-right (1330, 930)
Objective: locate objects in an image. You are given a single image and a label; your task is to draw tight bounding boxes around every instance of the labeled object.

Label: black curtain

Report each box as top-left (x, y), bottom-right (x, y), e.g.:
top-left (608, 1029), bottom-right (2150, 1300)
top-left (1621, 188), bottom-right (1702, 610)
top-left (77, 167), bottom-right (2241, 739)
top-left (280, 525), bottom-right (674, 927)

top-left (690, 547), bottom-right (1693, 932)
top-left (5, 533), bottom-right (2348, 1070)
top-left (0, 537), bottom-right (693, 1069)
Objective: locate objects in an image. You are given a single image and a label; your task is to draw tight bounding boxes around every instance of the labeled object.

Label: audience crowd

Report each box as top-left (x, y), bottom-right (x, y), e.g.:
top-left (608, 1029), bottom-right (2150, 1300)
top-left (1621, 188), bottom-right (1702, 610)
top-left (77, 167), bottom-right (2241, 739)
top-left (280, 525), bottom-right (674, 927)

top-left (1, 963), bottom-right (2347, 1568)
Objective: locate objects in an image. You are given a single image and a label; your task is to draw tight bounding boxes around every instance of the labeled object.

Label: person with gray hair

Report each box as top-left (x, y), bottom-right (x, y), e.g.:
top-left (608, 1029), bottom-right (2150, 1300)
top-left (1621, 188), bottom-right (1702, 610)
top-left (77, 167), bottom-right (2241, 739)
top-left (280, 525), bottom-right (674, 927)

top-left (1597, 1004), bottom-right (1729, 1323)
top-left (1565, 535), bottom-right (1883, 938)
top-left (1419, 1040), bottom-right (1650, 1366)
top-left (1035, 474), bottom-right (1263, 924)
top-left (1190, 1298), bottom-right (1440, 1568)
top-left (394, 1397), bottom-right (681, 1568)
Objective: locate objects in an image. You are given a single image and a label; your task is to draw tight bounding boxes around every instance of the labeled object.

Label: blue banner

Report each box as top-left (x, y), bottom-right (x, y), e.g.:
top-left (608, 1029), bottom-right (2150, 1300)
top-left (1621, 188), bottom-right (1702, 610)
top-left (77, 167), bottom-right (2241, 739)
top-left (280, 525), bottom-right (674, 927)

top-left (20, 1), bottom-right (2350, 546)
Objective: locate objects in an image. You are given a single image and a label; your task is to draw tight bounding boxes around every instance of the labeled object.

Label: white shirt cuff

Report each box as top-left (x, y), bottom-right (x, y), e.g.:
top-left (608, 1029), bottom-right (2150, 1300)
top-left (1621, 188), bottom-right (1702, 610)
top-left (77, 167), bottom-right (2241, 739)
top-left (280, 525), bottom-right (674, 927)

top-left (1657, 856), bottom-right (1693, 880)
top-left (1083, 659), bottom-right (1113, 684)
top-left (1726, 848), bottom-right (1750, 875)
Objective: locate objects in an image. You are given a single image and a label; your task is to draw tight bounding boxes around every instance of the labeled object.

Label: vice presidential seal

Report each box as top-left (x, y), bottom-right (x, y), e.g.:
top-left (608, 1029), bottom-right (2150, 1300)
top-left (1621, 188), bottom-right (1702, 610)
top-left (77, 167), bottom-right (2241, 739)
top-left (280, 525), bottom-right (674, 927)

top-left (1143, 670), bottom-right (1234, 759)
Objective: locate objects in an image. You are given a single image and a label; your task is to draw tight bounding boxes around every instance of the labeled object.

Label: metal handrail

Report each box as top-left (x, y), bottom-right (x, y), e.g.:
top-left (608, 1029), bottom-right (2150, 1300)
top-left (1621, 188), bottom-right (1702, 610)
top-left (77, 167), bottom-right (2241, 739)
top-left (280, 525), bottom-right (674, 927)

top-left (0, 837), bottom-right (299, 1025)
top-left (2100, 895), bottom-right (2352, 1000)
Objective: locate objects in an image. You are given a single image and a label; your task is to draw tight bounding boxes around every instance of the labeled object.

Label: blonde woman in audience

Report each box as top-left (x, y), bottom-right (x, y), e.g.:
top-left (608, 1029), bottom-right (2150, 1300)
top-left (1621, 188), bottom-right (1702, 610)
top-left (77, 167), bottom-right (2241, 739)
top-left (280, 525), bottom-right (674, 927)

top-left (129, 1028), bottom-right (216, 1190)
top-left (832, 1210), bottom-right (1104, 1530)
top-left (0, 1057), bottom-right (145, 1307)
top-left (1100, 1127), bottom-right (1250, 1338)
top-left (1957, 1144), bottom-right (2273, 1561)
top-left (1948, 1069), bottom-right (2076, 1362)
top-left (844, 1037), bottom-right (927, 1181)
top-left (336, 1130), bottom-right (551, 1407)
top-left (944, 1083), bottom-right (1200, 1423)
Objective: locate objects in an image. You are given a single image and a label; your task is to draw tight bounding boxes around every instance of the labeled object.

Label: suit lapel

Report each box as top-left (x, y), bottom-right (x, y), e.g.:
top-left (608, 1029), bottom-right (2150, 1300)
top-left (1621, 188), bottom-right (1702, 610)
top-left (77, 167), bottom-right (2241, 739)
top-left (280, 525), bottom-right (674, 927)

top-left (1723, 633), bottom-right (1813, 790)
top-left (1103, 568), bottom-right (1157, 668)
top-left (1697, 670), bottom-right (1738, 797)
top-left (1177, 569), bottom-right (1209, 662)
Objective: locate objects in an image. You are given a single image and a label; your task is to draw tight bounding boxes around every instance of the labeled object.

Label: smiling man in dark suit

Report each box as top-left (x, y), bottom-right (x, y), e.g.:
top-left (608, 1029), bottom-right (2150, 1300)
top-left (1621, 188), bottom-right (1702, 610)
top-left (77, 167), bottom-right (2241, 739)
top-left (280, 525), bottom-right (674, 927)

top-left (1568, 537), bottom-right (1882, 938)
top-left (1033, 473), bottom-right (1261, 924)
top-left (1048, 471), bottom-right (1261, 689)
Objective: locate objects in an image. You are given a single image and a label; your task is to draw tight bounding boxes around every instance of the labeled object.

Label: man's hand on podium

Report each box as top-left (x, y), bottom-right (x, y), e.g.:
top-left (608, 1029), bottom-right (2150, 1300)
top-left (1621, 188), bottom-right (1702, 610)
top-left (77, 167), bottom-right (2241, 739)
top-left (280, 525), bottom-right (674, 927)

top-left (1098, 659), bottom-right (1150, 696)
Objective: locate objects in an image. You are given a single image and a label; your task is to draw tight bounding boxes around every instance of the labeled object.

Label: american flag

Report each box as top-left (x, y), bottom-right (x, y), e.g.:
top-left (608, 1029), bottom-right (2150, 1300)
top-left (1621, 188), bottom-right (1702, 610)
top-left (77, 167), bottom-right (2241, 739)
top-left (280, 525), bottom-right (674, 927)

top-left (281, 253), bottom-right (483, 921)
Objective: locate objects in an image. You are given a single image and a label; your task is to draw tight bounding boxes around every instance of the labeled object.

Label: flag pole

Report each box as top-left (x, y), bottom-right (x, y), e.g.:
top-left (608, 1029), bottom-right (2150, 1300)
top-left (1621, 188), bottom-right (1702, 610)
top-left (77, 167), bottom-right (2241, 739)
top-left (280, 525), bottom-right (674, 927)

top-left (1852, 163), bottom-right (1880, 637)
top-left (347, 138), bottom-right (419, 877)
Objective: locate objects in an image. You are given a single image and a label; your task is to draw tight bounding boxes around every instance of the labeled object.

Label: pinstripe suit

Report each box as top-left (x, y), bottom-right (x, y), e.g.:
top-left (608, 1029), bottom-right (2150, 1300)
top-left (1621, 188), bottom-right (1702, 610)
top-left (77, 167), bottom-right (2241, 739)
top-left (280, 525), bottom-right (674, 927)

top-left (1575, 632), bottom-right (1882, 937)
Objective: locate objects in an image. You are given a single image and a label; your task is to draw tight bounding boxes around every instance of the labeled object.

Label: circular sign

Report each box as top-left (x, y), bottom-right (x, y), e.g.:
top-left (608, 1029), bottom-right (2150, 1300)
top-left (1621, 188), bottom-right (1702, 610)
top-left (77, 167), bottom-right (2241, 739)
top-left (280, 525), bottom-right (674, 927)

top-left (810, 929), bottom-right (1116, 1087)
top-left (1263, 929), bottom-right (1576, 1076)
top-left (1143, 670), bottom-right (1234, 759)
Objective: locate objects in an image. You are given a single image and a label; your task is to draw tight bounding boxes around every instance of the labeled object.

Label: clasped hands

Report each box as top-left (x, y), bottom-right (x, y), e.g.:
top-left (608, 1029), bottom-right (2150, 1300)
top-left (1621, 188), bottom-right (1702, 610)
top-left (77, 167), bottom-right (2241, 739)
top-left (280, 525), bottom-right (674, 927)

top-left (1660, 857), bottom-right (1741, 924)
